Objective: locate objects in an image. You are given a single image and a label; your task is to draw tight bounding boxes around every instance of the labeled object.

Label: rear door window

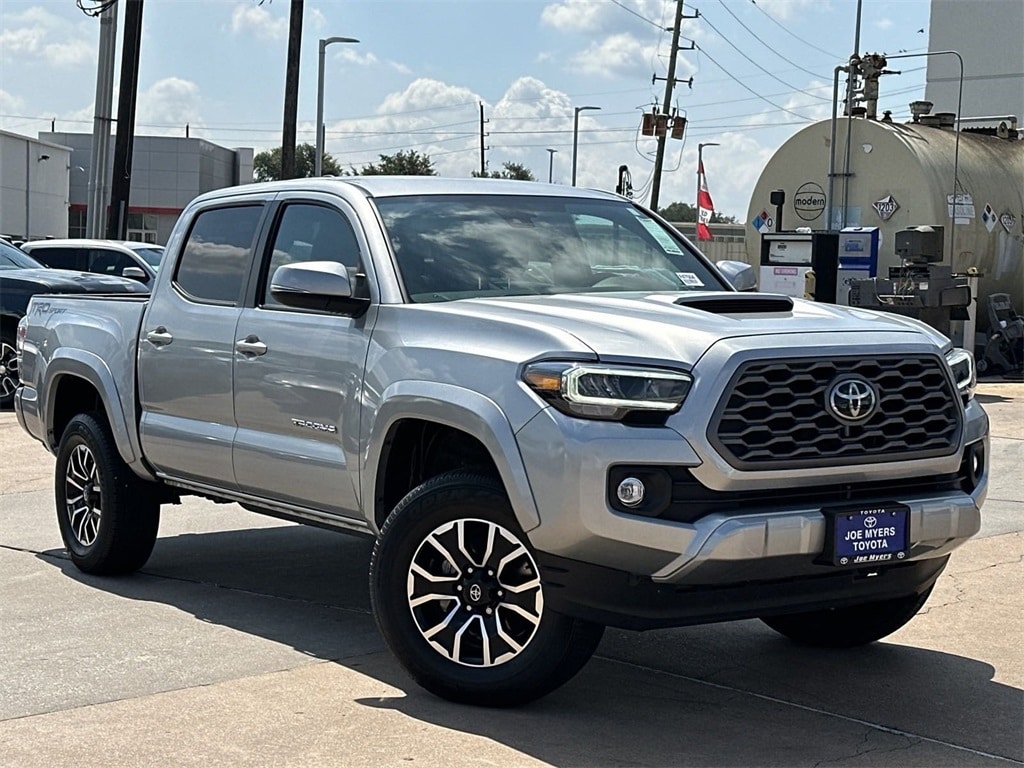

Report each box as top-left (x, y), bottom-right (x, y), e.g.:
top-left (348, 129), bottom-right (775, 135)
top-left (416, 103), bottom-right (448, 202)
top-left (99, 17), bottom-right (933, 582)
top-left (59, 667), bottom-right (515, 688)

top-left (174, 205), bottom-right (263, 305)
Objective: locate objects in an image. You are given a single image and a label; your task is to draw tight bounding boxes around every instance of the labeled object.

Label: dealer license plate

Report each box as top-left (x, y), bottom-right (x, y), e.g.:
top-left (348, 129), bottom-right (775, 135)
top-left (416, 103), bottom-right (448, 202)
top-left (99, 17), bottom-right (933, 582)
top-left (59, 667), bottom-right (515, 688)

top-left (822, 502), bottom-right (910, 567)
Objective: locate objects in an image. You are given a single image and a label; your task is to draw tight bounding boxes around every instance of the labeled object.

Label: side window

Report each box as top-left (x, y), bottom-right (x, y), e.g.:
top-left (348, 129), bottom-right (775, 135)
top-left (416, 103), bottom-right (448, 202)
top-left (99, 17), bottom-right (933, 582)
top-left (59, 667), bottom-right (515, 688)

top-left (175, 205), bottom-right (262, 305)
top-left (261, 203), bottom-right (366, 307)
top-left (32, 247), bottom-right (84, 271)
top-left (88, 249), bottom-right (135, 277)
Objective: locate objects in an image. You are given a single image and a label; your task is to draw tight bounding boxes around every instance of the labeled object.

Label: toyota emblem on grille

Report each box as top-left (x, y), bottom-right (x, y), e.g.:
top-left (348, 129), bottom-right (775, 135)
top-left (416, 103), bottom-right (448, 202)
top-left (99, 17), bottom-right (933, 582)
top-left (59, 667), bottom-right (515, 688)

top-left (827, 377), bottom-right (877, 422)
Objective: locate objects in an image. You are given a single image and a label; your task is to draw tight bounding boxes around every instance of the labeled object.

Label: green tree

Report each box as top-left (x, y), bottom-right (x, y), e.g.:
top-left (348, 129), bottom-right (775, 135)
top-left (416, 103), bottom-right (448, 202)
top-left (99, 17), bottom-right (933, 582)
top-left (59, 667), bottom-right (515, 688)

top-left (472, 161), bottom-right (536, 181)
top-left (658, 201), bottom-right (736, 224)
top-left (355, 149), bottom-right (437, 176)
top-left (253, 143), bottom-right (341, 181)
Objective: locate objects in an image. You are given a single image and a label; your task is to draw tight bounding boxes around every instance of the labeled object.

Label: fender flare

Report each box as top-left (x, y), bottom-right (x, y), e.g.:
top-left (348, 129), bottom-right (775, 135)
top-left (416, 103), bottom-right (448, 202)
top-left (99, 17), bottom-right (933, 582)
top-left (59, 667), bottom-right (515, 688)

top-left (365, 381), bottom-right (541, 534)
top-left (42, 349), bottom-right (139, 468)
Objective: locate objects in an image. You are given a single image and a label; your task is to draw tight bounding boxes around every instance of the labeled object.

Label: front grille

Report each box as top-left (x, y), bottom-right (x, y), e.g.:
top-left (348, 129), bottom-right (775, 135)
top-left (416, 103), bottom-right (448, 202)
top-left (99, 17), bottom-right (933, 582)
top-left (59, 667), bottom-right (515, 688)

top-left (709, 356), bottom-right (961, 469)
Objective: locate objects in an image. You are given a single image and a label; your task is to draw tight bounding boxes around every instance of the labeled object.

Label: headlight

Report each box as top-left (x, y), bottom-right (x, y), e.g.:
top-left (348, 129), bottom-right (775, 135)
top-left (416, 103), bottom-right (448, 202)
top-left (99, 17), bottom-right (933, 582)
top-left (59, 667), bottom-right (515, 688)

top-left (523, 362), bottom-right (692, 420)
top-left (945, 347), bottom-right (976, 402)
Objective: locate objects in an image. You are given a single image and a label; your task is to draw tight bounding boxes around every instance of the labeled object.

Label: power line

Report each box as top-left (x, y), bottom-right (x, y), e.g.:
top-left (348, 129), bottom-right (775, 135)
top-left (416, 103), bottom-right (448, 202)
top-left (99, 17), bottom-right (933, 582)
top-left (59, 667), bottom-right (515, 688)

top-left (694, 45), bottom-right (817, 121)
top-left (609, 0), bottom-right (665, 30)
top-left (700, 13), bottom-right (831, 101)
top-left (748, 0), bottom-right (841, 59)
top-left (713, 0), bottom-right (830, 80)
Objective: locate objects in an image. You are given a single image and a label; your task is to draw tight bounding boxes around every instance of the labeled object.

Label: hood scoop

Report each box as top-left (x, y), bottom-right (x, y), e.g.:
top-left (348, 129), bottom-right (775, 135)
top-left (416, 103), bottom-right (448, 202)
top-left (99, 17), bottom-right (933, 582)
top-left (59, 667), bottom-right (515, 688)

top-left (673, 293), bottom-right (794, 315)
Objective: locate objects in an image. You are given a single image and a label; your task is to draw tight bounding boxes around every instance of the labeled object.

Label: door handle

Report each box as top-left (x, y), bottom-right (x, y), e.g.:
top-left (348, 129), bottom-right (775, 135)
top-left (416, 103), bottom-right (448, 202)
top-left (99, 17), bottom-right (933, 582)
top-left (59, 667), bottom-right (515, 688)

top-left (235, 336), bottom-right (268, 357)
top-left (145, 327), bottom-right (173, 346)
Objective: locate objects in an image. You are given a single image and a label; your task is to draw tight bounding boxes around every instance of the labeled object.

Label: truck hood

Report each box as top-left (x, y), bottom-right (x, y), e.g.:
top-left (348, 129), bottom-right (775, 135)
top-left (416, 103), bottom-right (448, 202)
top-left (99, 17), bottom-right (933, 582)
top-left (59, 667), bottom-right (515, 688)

top-left (451, 291), bottom-right (948, 362)
top-left (2, 268), bottom-right (149, 293)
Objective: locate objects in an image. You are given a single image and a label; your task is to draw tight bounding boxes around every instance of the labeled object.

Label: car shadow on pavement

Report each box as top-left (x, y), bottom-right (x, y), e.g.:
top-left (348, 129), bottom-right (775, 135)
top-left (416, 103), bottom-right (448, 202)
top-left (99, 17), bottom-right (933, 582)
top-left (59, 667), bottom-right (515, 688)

top-left (37, 524), bottom-right (1024, 766)
top-left (975, 393), bottom-right (1013, 404)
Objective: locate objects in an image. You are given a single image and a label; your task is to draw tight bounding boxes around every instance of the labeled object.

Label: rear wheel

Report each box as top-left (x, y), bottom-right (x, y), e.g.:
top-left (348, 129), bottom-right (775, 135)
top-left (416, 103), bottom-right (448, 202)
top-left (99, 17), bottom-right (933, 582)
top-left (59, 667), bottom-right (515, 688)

top-left (760, 587), bottom-right (934, 648)
top-left (370, 471), bottom-right (604, 707)
top-left (55, 413), bottom-right (160, 575)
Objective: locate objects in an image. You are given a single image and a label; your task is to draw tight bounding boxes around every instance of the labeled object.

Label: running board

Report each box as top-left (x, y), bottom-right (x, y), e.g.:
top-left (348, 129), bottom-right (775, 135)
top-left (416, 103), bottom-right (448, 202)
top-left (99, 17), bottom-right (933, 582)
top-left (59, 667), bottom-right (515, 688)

top-left (158, 475), bottom-right (375, 538)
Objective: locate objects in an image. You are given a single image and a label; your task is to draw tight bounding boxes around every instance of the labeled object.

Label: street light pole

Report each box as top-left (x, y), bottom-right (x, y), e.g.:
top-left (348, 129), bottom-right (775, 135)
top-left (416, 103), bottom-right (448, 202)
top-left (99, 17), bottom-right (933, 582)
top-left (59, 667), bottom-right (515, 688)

top-left (697, 142), bottom-right (719, 234)
top-left (571, 106), bottom-right (600, 187)
top-left (547, 148), bottom-right (557, 183)
top-left (316, 36), bottom-right (359, 176)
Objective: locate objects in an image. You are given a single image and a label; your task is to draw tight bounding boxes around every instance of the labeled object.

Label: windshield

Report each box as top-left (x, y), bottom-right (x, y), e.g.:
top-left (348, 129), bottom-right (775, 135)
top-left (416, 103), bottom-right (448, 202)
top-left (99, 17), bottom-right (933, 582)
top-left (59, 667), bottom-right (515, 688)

top-left (126, 244), bottom-right (164, 269)
top-left (0, 240), bottom-right (44, 270)
top-left (374, 194), bottom-right (726, 303)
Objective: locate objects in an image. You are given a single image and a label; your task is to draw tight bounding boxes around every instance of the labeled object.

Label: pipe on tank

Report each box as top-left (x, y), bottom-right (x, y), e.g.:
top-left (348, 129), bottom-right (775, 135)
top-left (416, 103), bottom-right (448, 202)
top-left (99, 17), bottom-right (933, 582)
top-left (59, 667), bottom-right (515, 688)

top-left (826, 65), bottom-right (844, 232)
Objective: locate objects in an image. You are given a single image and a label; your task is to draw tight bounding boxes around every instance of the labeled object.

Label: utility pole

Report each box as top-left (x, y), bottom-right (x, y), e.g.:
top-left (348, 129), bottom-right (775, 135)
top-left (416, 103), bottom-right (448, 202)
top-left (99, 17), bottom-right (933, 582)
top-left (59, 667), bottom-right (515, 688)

top-left (280, 0), bottom-right (304, 180)
top-left (479, 103), bottom-right (488, 176)
top-left (87, 1), bottom-right (118, 238)
top-left (649, 0), bottom-right (696, 212)
top-left (106, 0), bottom-right (144, 240)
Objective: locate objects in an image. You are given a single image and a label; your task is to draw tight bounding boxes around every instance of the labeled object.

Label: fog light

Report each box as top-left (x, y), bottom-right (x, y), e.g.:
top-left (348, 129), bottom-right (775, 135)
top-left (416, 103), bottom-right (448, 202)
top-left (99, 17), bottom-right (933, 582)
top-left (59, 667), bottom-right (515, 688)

top-left (617, 477), bottom-right (645, 507)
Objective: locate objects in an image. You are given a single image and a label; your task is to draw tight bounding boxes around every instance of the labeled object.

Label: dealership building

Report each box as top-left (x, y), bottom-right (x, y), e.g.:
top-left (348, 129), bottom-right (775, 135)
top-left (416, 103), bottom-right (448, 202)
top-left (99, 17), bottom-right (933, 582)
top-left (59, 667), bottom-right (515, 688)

top-left (0, 129), bottom-right (253, 244)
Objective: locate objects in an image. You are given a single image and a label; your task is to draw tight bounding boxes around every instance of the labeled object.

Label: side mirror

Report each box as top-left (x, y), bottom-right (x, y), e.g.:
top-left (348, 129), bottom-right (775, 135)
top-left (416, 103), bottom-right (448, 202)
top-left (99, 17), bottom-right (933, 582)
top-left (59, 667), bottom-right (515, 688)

top-left (122, 266), bottom-right (148, 281)
top-left (270, 261), bottom-right (370, 316)
top-left (716, 260), bottom-right (757, 292)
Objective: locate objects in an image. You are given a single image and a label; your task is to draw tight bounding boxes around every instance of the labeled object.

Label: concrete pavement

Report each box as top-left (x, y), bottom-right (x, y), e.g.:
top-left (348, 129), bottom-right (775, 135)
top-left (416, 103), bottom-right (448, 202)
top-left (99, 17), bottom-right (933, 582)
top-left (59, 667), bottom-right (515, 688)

top-left (1, 384), bottom-right (1021, 766)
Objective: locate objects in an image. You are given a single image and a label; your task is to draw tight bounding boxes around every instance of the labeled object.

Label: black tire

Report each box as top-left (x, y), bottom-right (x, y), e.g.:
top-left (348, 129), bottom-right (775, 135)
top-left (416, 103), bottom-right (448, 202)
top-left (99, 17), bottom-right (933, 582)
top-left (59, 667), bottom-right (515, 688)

top-left (370, 471), bottom-right (604, 707)
top-left (0, 329), bottom-right (18, 409)
top-left (54, 413), bottom-right (160, 575)
top-left (760, 587), bottom-right (934, 648)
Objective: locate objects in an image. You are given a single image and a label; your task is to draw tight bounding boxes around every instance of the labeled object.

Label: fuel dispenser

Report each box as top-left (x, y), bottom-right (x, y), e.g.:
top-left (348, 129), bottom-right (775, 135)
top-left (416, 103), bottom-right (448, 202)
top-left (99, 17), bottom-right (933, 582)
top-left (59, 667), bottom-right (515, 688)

top-left (837, 227), bottom-right (879, 305)
top-left (759, 231), bottom-right (839, 302)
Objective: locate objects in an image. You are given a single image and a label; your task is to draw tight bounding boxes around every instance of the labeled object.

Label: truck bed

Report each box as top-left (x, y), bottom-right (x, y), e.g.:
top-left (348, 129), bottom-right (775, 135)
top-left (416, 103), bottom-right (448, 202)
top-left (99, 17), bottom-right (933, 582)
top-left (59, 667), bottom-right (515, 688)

top-left (17, 294), bottom-right (150, 476)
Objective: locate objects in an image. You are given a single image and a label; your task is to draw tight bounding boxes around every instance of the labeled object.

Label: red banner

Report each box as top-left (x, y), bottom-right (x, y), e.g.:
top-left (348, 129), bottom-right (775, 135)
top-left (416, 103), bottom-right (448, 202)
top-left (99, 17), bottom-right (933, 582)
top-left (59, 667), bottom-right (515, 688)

top-left (697, 160), bottom-right (715, 241)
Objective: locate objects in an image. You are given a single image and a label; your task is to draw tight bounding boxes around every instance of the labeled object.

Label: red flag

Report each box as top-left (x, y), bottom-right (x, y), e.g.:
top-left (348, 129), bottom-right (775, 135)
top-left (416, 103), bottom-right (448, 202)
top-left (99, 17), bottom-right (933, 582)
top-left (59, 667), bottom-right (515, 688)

top-left (697, 160), bottom-right (715, 241)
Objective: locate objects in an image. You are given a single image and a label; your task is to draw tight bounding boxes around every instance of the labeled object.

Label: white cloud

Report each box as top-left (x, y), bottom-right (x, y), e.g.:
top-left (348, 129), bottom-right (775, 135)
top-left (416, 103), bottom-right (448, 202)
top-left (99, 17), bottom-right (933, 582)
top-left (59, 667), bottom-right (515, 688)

top-left (0, 6), bottom-right (95, 67)
top-left (0, 88), bottom-right (25, 115)
top-left (874, 17), bottom-right (894, 31)
top-left (136, 77), bottom-right (205, 135)
top-left (572, 32), bottom-right (683, 80)
top-left (44, 39), bottom-right (95, 67)
top-left (541, 0), bottom-right (613, 32)
top-left (334, 47), bottom-right (411, 75)
top-left (230, 3), bottom-right (287, 41)
top-left (375, 78), bottom-right (480, 116)
top-left (307, 8), bottom-right (327, 31)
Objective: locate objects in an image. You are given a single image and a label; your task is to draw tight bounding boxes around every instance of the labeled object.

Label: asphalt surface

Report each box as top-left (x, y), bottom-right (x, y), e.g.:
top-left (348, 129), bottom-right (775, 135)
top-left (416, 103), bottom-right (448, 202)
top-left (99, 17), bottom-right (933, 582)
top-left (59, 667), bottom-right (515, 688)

top-left (1, 383), bottom-right (1021, 767)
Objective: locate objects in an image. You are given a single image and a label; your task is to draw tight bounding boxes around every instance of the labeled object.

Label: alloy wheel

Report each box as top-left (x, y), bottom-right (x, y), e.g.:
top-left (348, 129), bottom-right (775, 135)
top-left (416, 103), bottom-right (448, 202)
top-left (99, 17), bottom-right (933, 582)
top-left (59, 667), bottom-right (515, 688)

top-left (406, 518), bottom-right (544, 668)
top-left (65, 444), bottom-right (103, 547)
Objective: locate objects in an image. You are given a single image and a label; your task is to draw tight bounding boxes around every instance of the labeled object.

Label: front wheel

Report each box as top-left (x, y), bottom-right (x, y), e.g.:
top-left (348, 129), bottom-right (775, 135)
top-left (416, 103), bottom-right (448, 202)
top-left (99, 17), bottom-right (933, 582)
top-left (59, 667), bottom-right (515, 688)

top-left (370, 471), bottom-right (604, 707)
top-left (760, 587), bottom-right (934, 648)
top-left (55, 413), bottom-right (160, 575)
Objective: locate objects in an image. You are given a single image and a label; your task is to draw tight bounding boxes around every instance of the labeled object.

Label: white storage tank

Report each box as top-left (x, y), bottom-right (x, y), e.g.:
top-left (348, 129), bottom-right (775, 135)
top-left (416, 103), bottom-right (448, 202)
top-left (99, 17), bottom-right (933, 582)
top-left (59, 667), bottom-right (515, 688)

top-left (746, 116), bottom-right (1024, 330)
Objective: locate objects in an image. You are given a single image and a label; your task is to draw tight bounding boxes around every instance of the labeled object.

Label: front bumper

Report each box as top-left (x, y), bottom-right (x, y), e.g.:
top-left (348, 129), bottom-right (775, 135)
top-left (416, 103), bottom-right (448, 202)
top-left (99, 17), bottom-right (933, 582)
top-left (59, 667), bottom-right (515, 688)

top-left (537, 550), bottom-right (950, 631)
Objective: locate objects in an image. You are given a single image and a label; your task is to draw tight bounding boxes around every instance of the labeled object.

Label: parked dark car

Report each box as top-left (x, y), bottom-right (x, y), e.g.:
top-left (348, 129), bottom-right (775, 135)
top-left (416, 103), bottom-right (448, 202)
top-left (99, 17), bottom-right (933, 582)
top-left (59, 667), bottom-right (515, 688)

top-left (20, 238), bottom-right (162, 289)
top-left (0, 238), bottom-right (148, 408)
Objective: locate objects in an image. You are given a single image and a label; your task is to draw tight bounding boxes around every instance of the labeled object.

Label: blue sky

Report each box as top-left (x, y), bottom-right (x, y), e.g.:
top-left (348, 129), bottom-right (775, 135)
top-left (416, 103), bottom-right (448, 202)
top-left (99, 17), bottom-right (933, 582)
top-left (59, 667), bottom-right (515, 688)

top-left (0, 0), bottom-right (934, 217)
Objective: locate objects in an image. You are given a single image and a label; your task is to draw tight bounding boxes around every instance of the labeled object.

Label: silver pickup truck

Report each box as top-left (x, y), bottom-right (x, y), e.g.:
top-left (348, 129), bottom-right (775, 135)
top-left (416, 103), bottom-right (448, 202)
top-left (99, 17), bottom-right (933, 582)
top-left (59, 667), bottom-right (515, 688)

top-left (14, 177), bottom-right (987, 706)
